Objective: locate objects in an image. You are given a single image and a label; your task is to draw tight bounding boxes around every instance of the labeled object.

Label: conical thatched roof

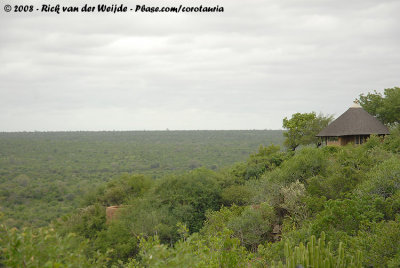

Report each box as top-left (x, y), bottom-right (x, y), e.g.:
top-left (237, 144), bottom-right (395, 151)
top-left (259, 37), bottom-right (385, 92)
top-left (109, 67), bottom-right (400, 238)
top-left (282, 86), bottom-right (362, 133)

top-left (317, 105), bottom-right (389, 137)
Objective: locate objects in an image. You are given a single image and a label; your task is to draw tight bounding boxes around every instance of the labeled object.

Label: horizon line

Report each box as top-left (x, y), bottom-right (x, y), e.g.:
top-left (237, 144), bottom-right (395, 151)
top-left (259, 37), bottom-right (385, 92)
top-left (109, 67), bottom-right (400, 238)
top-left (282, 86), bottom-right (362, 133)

top-left (0, 129), bottom-right (284, 133)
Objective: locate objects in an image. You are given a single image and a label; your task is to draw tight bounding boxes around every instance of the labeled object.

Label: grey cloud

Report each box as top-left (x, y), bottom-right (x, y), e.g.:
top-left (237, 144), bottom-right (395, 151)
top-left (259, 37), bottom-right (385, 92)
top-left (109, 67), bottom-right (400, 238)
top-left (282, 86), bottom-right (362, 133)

top-left (0, 0), bottom-right (399, 131)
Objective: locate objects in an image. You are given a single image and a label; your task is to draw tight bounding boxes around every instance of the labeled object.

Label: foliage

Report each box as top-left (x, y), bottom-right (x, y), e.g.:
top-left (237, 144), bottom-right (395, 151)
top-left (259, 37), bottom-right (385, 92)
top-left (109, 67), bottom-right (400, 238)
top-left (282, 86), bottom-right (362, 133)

top-left (282, 112), bottom-right (333, 151)
top-left (0, 224), bottom-right (108, 267)
top-left (85, 174), bottom-right (153, 206)
top-left (310, 197), bottom-right (383, 242)
top-left (357, 156), bottom-right (400, 198)
top-left (201, 203), bottom-right (275, 251)
top-left (306, 145), bottom-right (387, 199)
top-left (270, 233), bottom-right (362, 268)
top-left (221, 185), bottom-right (252, 206)
top-left (270, 147), bottom-right (329, 184)
top-left (0, 130), bottom-right (284, 228)
top-left (75, 168), bottom-right (224, 256)
top-left (130, 228), bottom-right (251, 268)
top-left (227, 203), bottom-right (275, 251)
top-left (151, 168), bottom-right (222, 234)
top-left (349, 220), bottom-right (400, 267)
top-left (384, 125), bottom-right (400, 153)
top-left (279, 180), bottom-right (308, 224)
top-left (245, 145), bottom-right (287, 179)
top-left (358, 86), bottom-right (400, 125)
top-left (201, 205), bottom-right (244, 236)
top-left (94, 219), bottom-right (138, 263)
top-left (221, 145), bottom-right (287, 185)
top-left (57, 203), bottom-right (106, 238)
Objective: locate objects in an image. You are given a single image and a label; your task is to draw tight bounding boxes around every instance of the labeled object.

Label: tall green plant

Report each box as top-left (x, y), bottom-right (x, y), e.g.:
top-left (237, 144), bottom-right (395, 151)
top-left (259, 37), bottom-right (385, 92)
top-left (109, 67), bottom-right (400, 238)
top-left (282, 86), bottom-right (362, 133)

top-left (271, 233), bottom-right (362, 268)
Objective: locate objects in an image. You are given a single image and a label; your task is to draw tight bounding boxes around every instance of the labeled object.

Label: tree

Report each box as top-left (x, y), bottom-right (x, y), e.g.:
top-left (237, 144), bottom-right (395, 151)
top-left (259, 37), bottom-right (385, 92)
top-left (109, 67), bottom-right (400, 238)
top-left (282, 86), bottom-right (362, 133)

top-left (282, 112), bottom-right (333, 151)
top-left (358, 87), bottom-right (400, 125)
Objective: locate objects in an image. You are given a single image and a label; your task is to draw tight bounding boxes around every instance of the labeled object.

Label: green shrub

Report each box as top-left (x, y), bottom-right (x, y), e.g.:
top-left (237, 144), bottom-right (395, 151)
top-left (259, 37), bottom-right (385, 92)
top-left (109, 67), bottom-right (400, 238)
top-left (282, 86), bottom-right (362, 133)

top-left (357, 157), bottom-right (400, 198)
top-left (349, 220), bottom-right (400, 267)
top-left (384, 125), bottom-right (400, 153)
top-left (129, 228), bottom-right (250, 268)
top-left (227, 203), bottom-right (275, 251)
top-left (221, 185), bottom-right (252, 206)
top-left (310, 197), bottom-right (383, 240)
top-left (0, 224), bottom-right (107, 267)
top-left (270, 232), bottom-right (362, 268)
top-left (57, 204), bottom-right (106, 238)
top-left (279, 181), bottom-right (309, 224)
top-left (94, 219), bottom-right (138, 263)
top-left (272, 147), bottom-right (329, 184)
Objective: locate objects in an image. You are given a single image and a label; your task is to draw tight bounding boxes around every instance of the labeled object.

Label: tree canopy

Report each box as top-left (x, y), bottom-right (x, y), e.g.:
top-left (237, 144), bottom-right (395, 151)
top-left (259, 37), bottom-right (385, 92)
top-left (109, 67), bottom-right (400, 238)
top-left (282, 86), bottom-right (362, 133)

top-left (358, 86), bottom-right (400, 126)
top-left (282, 112), bottom-right (333, 151)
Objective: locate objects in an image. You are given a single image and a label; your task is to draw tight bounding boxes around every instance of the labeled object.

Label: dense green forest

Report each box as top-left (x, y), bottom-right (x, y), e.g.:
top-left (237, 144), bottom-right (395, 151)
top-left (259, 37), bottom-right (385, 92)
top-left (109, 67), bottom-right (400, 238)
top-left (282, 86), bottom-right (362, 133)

top-left (1, 87), bottom-right (399, 267)
top-left (0, 130), bottom-right (283, 227)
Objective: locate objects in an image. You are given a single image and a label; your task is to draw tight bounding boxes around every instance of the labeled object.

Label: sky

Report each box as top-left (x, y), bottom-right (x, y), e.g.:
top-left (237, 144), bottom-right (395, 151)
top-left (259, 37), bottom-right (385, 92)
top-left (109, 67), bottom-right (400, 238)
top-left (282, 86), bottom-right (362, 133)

top-left (1, 0), bottom-right (399, 131)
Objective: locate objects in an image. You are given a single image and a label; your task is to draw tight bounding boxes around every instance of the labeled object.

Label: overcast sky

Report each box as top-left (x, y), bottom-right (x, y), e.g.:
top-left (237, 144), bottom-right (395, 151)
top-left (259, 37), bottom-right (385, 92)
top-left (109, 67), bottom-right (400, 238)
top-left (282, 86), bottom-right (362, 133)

top-left (1, 0), bottom-right (399, 131)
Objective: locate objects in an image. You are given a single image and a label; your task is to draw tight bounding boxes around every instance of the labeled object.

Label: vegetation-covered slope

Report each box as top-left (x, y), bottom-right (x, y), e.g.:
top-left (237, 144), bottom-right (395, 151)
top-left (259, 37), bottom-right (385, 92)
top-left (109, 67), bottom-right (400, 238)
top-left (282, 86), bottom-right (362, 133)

top-left (1, 127), bottom-right (399, 267)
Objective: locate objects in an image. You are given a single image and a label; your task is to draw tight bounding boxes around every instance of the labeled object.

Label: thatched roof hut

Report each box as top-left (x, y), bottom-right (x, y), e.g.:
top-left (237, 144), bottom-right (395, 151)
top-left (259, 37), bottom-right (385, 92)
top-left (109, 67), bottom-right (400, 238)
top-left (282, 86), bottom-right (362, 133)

top-left (317, 103), bottom-right (389, 146)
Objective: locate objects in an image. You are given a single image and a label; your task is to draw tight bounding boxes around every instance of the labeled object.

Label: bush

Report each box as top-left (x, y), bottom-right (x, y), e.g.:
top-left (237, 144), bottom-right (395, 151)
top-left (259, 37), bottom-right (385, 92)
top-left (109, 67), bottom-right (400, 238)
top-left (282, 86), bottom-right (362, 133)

top-left (84, 174), bottom-right (153, 207)
top-left (221, 185), bottom-right (252, 206)
top-left (310, 197), bottom-right (383, 239)
top-left (384, 125), bottom-right (400, 153)
top-left (279, 180), bottom-right (308, 224)
top-left (0, 224), bottom-right (108, 267)
top-left (130, 228), bottom-right (251, 268)
top-left (202, 203), bottom-right (276, 251)
top-left (349, 220), bottom-right (400, 267)
top-left (357, 157), bottom-right (400, 198)
top-left (152, 168), bottom-right (222, 233)
top-left (244, 145), bottom-right (287, 180)
top-left (94, 219), bottom-right (138, 263)
top-left (271, 147), bottom-right (329, 184)
top-left (227, 203), bottom-right (275, 251)
top-left (57, 204), bottom-right (106, 238)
